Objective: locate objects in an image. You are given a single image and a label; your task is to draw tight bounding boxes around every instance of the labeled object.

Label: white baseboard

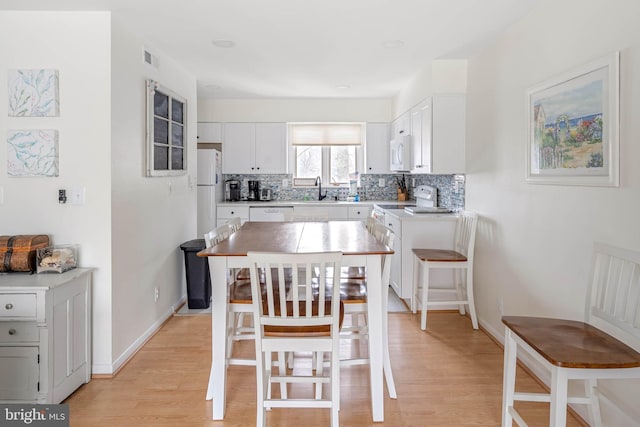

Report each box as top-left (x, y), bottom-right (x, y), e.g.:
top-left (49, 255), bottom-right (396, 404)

top-left (92, 296), bottom-right (187, 375)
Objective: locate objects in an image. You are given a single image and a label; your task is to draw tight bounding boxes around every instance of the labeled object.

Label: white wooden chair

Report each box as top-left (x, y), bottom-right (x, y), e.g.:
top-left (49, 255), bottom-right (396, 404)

top-left (226, 216), bottom-right (242, 233)
top-left (203, 223), bottom-right (231, 247)
top-left (247, 251), bottom-right (343, 427)
top-left (502, 242), bottom-right (640, 427)
top-left (315, 221), bottom-right (397, 398)
top-left (204, 223), bottom-right (255, 366)
top-left (411, 211), bottom-right (479, 330)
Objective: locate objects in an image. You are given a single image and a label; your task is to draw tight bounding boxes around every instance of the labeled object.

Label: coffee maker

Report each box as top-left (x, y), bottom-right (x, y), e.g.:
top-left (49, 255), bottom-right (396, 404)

top-left (225, 179), bottom-right (241, 201)
top-left (247, 180), bottom-right (260, 201)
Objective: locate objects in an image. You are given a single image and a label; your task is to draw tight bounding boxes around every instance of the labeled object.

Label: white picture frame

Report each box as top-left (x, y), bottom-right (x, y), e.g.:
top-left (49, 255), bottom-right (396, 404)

top-left (525, 52), bottom-right (619, 186)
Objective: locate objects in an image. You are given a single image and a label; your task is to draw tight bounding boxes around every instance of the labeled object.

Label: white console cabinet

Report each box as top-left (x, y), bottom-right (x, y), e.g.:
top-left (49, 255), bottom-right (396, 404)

top-left (0, 268), bottom-right (92, 403)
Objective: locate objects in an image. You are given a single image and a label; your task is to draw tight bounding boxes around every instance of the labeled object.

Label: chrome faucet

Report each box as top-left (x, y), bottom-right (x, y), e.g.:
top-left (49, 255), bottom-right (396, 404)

top-left (315, 176), bottom-right (327, 200)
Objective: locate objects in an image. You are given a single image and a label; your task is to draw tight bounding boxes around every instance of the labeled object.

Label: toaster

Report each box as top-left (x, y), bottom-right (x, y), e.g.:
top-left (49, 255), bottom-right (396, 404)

top-left (260, 188), bottom-right (272, 201)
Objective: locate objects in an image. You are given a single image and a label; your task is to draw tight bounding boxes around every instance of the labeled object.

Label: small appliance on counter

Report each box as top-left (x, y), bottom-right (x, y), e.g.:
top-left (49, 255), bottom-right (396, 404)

top-left (247, 180), bottom-right (260, 201)
top-left (404, 185), bottom-right (453, 214)
top-left (260, 188), bottom-right (272, 201)
top-left (225, 179), bottom-right (241, 201)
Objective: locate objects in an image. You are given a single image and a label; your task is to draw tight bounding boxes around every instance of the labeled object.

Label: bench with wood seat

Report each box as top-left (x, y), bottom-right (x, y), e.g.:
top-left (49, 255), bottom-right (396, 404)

top-left (501, 242), bottom-right (640, 427)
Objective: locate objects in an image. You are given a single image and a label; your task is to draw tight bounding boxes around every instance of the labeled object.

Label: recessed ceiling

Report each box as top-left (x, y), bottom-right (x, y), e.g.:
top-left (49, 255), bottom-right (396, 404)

top-left (1, 0), bottom-right (540, 99)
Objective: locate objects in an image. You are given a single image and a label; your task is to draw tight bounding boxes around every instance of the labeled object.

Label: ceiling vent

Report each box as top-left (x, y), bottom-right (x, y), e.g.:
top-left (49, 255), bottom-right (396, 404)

top-left (143, 48), bottom-right (158, 68)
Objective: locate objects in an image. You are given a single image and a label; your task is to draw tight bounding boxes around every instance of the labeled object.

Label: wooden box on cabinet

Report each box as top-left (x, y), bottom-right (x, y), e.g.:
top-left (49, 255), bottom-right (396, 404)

top-left (0, 268), bottom-right (92, 403)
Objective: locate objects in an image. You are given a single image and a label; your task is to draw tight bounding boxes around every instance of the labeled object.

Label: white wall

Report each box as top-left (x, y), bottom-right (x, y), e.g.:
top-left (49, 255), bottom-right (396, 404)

top-left (0, 11), bottom-right (197, 375)
top-left (392, 59), bottom-right (467, 120)
top-left (198, 98), bottom-right (392, 122)
top-left (466, 0), bottom-right (640, 424)
top-left (109, 20), bottom-right (197, 372)
top-left (0, 11), bottom-right (113, 370)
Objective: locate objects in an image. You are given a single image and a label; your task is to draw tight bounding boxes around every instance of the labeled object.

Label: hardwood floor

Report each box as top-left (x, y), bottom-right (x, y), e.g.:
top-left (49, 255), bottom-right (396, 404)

top-left (64, 311), bottom-right (585, 426)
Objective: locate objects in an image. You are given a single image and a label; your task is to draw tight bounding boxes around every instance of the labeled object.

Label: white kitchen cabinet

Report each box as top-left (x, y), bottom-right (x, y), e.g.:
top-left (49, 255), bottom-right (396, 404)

top-left (410, 95), bottom-right (465, 174)
top-left (222, 123), bottom-right (287, 174)
top-left (348, 205), bottom-right (371, 220)
top-left (249, 206), bottom-right (294, 221)
top-left (217, 205), bottom-right (250, 227)
top-left (0, 268), bottom-right (92, 404)
top-left (197, 122), bottom-right (222, 142)
top-left (365, 123), bottom-right (390, 174)
top-left (293, 205), bottom-right (349, 220)
top-left (385, 213), bottom-right (456, 299)
top-left (391, 112), bottom-right (411, 139)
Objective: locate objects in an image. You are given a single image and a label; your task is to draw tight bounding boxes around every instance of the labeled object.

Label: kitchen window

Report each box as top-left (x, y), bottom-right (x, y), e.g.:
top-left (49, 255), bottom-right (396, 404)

top-left (145, 80), bottom-right (187, 177)
top-left (289, 123), bottom-right (363, 186)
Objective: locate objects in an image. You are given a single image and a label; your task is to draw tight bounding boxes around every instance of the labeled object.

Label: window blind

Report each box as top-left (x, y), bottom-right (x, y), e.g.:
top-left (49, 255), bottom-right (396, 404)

top-left (289, 123), bottom-right (363, 146)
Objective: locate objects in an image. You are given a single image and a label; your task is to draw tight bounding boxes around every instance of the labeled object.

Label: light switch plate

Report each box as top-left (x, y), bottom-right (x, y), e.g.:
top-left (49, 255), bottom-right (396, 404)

top-left (71, 187), bottom-right (86, 205)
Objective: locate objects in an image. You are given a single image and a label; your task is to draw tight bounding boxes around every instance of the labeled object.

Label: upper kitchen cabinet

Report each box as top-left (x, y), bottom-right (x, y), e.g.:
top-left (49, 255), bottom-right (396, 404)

top-left (391, 112), bottom-right (411, 139)
top-left (222, 122), bottom-right (287, 174)
top-left (365, 123), bottom-right (390, 174)
top-left (197, 122), bottom-right (222, 142)
top-left (410, 95), bottom-right (465, 174)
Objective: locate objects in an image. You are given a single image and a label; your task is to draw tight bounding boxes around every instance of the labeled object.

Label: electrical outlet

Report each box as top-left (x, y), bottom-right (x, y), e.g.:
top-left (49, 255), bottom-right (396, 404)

top-left (412, 178), bottom-right (416, 187)
top-left (378, 178), bottom-right (385, 187)
top-left (282, 178), bottom-right (288, 188)
top-left (154, 287), bottom-right (159, 303)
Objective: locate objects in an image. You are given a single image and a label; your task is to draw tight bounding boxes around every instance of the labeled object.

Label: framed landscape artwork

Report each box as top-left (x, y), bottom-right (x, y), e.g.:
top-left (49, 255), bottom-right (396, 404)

top-left (526, 52), bottom-right (619, 186)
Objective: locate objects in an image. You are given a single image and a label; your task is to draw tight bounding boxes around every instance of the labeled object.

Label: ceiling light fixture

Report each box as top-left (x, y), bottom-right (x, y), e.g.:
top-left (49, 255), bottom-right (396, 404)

top-left (212, 40), bottom-right (236, 48)
top-left (336, 85), bottom-right (351, 90)
top-left (382, 40), bottom-right (404, 49)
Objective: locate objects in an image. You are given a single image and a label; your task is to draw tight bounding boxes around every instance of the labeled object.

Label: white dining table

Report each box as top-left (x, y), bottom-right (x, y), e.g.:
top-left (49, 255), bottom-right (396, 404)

top-left (198, 220), bottom-right (394, 422)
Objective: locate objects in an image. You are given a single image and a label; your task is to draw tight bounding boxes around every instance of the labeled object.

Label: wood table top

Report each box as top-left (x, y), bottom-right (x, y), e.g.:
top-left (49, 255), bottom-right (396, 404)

top-left (197, 221), bottom-right (393, 257)
top-left (502, 316), bottom-right (640, 369)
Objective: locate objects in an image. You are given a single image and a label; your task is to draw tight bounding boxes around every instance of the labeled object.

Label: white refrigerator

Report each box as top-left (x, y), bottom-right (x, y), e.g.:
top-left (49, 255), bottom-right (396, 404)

top-left (197, 149), bottom-right (223, 238)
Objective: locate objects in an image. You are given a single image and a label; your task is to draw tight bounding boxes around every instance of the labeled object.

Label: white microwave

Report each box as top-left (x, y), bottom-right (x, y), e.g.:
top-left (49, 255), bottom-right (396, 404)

top-left (390, 134), bottom-right (412, 171)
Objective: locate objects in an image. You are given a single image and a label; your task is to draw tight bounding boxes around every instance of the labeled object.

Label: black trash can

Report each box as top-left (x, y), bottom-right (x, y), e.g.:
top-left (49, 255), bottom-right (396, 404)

top-left (179, 239), bottom-right (211, 309)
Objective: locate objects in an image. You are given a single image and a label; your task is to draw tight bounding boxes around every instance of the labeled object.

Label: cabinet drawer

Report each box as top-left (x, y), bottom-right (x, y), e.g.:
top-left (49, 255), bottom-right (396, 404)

top-left (0, 294), bottom-right (37, 318)
top-left (348, 206), bottom-right (371, 219)
top-left (385, 214), bottom-right (402, 235)
top-left (218, 206), bottom-right (249, 219)
top-left (0, 322), bottom-right (39, 343)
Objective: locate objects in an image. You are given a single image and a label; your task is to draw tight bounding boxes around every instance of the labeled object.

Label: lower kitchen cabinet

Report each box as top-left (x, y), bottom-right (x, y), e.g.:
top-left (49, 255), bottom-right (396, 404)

top-left (217, 205), bottom-right (250, 227)
top-left (348, 205), bottom-right (371, 220)
top-left (293, 205), bottom-right (349, 220)
top-left (0, 268), bottom-right (92, 403)
top-left (385, 213), bottom-right (457, 300)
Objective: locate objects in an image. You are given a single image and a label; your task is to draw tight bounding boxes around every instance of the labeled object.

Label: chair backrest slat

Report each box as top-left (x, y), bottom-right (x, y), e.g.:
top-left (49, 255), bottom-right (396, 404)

top-left (203, 223), bottom-right (232, 248)
top-left (453, 211), bottom-right (478, 261)
top-left (586, 242), bottom-right (640, 352)
top-left (248, 251), bottom-right (342, 329)
top-left (226, 217), bottom-right (242, 233)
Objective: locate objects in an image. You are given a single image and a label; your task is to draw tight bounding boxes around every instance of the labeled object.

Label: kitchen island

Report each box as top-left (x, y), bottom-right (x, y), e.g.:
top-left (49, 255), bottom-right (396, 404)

top-left (377, 206), bottom-right (457, 301)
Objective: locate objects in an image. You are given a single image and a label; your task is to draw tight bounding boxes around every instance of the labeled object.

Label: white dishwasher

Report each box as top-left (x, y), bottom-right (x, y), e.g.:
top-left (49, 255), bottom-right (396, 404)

top-left (249, 205), bottom-right (294, 221)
